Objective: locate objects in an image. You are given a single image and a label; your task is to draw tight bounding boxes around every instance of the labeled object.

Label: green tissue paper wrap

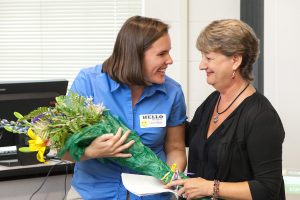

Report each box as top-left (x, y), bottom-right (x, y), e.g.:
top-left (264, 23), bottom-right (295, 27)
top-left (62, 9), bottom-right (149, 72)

top-left (58, 111), bottom-right (187, 184)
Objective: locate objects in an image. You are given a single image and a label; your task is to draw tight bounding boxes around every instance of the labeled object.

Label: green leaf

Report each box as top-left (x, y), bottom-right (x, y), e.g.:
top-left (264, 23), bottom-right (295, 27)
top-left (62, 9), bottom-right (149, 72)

top-left (19, 147), bottom-right (36, 152)
top-left (14, 112), bottom-right (24, 119)
top-left (4, 126), bottom-right (13, 132)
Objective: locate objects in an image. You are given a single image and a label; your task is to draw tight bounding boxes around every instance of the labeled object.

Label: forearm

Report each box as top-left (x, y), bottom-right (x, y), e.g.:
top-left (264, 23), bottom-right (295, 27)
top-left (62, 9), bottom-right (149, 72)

top-left (166, 148), bottom-right (187, 172)
top-left (61, 151), bottom-right (90, 162)
top-left (217, 181), bottom-right (252, 200)
top-left (165, 125), bottom-right (186, 172)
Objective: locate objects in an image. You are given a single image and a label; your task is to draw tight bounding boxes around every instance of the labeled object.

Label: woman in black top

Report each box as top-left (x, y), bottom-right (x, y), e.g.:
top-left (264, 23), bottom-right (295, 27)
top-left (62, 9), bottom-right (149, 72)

top-left (166, 19), bottom-right (285, 199)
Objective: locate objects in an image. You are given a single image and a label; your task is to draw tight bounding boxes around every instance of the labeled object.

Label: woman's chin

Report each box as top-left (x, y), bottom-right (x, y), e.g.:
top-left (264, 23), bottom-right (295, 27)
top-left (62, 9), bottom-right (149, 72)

top-left (148, 78), bottom-right (165, 85)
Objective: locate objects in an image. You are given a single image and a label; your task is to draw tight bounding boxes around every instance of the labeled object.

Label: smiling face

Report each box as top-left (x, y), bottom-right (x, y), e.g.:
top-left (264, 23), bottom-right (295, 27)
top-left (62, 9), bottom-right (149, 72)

top-left (143, 33), bottom-right (173, 85)
top-left (196, 19), bottom-right (259, 83)
top-left (199, 51), bottom-right (241, 89)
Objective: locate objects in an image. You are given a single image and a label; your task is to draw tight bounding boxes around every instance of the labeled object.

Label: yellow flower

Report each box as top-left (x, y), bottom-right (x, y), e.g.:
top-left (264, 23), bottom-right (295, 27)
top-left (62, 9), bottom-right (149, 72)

top-left (27, 128), bottom-right (46, 163)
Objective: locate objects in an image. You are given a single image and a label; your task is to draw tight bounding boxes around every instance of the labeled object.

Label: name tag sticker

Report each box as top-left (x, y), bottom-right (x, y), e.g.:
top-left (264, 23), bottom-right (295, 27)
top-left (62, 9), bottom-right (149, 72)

top-left (139, 114), bottom-right (166, 128)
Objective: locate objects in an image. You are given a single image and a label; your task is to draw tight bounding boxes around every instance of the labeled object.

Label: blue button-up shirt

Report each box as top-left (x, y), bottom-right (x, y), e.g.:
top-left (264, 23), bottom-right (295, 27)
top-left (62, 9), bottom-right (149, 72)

top-left (70, 64), bottom-right (186, 200)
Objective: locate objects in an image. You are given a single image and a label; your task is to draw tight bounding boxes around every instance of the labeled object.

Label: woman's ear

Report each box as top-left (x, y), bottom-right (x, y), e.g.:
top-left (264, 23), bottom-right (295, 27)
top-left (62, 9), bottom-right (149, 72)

top-left (232, 54), bottom-right (242, 70)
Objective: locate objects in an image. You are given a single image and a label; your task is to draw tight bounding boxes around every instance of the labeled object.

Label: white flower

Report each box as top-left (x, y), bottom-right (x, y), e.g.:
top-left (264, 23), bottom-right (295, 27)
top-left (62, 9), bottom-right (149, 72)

top-left (92, 103), bottom-right (106, 115)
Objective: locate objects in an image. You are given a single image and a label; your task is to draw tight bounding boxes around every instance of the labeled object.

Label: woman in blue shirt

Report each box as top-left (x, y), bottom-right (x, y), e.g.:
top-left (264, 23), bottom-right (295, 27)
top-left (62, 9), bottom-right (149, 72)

top-left (64, 16), bottom-right (187, 200)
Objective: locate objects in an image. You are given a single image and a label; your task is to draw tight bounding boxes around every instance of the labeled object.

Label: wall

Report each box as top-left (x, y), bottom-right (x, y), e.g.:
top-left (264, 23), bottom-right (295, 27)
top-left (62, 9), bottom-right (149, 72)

top-left (265, 0), bottom-right (300, 171)
top-left (265, 0), bottom-right (300, 198)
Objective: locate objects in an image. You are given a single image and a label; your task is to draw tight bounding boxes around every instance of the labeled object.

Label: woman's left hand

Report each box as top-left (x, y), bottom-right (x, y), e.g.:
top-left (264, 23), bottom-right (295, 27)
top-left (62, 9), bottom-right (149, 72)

top-left (165, 177), bottom-right (213, 199)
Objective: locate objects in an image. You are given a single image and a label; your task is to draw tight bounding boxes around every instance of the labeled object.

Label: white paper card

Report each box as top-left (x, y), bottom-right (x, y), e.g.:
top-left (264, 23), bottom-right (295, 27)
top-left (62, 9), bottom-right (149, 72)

top-left (121, 173), bottom-right (178, 198)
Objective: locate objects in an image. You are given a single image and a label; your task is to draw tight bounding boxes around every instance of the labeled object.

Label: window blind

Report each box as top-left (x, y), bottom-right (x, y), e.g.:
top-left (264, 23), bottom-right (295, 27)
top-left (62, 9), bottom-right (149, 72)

top-left (0, 0), bottom-right (142, 85)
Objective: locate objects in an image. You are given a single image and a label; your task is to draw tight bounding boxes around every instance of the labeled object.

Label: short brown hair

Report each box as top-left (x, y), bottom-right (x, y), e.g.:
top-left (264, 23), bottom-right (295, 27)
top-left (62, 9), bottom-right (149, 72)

top-left (196, 19), bottom-right (260, 81)
top-left (102, 15), bottom-right (169, 85)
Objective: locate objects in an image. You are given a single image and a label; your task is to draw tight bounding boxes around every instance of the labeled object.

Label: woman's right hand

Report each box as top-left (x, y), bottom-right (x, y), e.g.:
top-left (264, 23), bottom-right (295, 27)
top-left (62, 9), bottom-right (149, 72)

top-left (84, 127), bottom-right (135, 159)
top-left (165, 177), bottom-right (214, 199)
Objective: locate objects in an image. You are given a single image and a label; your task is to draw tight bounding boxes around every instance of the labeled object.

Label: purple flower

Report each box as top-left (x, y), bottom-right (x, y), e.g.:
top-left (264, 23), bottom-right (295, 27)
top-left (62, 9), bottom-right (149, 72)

top-left (32, 113), bottom-right (46, 123)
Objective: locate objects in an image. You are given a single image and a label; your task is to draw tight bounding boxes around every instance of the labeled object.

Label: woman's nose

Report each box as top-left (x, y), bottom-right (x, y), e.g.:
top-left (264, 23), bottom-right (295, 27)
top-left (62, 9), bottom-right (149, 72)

top-left (166, 54), bottom-right (173, 65)
top-left (199, 59), bottom-right (207, 70)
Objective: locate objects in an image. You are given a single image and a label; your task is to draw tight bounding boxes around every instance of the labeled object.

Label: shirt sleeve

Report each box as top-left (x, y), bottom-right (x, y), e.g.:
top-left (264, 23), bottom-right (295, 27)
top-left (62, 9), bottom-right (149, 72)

top-left (167, 87), bottom-right (187, 127)
top-left (247, 109), bottom-right (285, 199)
top-left (70, 69), bottom-right (93, 97)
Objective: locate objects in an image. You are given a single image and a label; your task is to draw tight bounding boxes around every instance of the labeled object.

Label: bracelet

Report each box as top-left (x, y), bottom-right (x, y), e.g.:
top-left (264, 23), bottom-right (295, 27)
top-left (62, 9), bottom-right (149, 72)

top-left (211, 180), bottom-right (220, 200)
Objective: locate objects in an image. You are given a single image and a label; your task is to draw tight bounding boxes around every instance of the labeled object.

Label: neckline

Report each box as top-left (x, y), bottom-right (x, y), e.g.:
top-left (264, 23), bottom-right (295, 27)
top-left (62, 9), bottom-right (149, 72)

top-left (206, 91), bottom-right (257, 140)
top-left (216, 83), bottom-right (250, 115)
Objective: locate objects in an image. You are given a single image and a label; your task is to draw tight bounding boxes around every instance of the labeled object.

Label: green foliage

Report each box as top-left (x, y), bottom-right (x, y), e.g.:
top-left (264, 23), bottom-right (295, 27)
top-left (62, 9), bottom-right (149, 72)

top-left (24, 107), bottom-right (49, 120)
top-left (26, 91), bottom-right (107, 150)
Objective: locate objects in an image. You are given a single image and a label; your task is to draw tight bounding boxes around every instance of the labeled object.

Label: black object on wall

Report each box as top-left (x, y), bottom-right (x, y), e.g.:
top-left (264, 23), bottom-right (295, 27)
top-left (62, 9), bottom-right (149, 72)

top-left (240, 0), bottom-right (264, 93)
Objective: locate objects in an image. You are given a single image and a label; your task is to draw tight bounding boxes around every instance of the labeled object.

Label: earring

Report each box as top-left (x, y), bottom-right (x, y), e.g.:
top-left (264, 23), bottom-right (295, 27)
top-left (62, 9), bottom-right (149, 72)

top-left (232, 70), bottom-right (236, 79)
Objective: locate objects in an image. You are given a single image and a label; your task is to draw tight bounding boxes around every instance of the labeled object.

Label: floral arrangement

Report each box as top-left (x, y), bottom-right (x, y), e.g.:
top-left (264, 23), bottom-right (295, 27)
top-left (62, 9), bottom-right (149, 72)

top-left (0, 92), bottom-right (188, 185)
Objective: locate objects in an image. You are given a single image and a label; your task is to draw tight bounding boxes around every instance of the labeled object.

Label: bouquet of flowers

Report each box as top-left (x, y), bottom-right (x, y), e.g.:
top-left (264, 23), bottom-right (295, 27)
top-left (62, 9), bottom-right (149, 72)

top-left (0, 91), bottom-right (187, 184)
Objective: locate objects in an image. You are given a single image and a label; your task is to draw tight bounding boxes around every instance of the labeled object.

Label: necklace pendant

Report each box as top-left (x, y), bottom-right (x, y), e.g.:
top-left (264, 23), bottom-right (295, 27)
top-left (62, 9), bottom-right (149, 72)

top-left (213, 114), bottom-right (219, 123)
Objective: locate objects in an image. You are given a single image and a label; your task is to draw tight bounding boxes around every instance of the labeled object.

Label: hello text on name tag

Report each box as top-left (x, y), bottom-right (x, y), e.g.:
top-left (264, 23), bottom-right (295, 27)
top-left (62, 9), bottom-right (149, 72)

top-left (139, 114), bottom-right (166, 128)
